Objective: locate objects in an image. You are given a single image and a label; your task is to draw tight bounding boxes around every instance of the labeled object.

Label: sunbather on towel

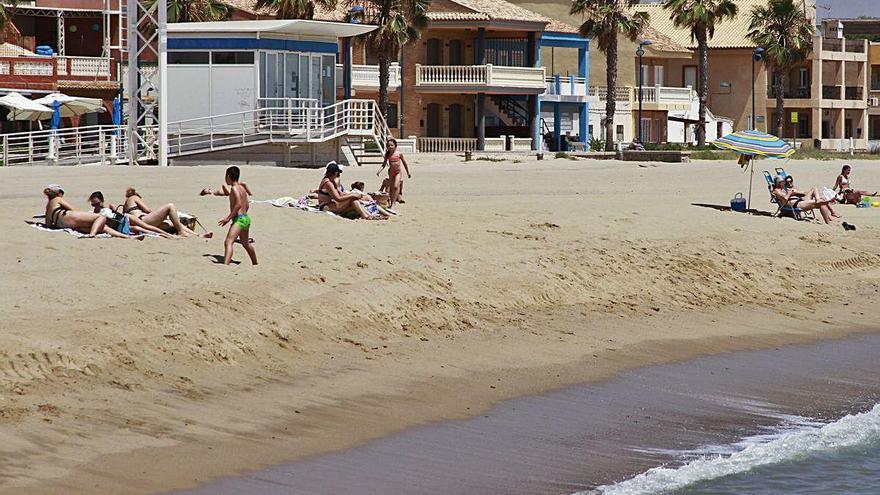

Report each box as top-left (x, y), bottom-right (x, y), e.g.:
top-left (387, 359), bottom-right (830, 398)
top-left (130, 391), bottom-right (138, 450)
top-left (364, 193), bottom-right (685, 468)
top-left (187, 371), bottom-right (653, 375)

top-left (772, 176), bottom-right (853, 229)
top-left (317, 162), bottom-right (385, 220)
top-left (43, 184), bottom-right (141, 239)
top-left (122, 187), bottom-right (212, 238)
top-left (88, 191), bottom-right (176, 238)
top-left (350, 181), bottom-right (395, 218)
top-left (834, 165), bottom-right (878, 204)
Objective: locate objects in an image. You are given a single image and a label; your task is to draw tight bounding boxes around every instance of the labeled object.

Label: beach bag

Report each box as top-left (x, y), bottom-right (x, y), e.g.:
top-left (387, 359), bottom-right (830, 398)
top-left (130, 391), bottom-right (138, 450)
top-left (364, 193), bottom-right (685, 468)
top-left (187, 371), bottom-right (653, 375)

top-left (730, 192), bottom-right (747, 212)
top-left (102, 207), bottom-right (130, 234)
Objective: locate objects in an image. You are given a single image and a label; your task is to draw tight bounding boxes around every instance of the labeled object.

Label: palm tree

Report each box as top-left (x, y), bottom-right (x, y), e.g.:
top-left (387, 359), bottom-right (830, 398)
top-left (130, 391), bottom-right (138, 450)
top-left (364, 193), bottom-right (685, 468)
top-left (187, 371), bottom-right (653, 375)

top-left (255, 0), bottom-right (337, 19)
top-left (571, 0), bottom-right (648, 152)
top-left (0, 1), bottom-right (19, 41)
top-left (160, 0), bottom-right (230, 23)
top-left (345, 0), bottom-right (429, 122)
top-left (663, 0), bottom-right (737, 146)
top-left (747, 0), bottom-right (814, 138)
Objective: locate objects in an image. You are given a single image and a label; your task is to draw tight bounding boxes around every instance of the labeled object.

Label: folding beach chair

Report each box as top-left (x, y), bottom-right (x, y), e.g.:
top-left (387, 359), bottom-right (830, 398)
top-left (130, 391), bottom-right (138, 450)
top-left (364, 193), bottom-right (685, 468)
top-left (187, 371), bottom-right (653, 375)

top-left (762, 170), bottom-right (816, 221)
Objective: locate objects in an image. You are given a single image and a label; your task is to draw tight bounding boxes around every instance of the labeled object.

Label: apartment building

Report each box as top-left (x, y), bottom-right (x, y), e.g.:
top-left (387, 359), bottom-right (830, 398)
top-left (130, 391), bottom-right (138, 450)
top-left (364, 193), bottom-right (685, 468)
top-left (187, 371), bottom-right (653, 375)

top-left (0, 0), bottom-right (123, 129)
top-left (870, 42), bottom-right (880, 147)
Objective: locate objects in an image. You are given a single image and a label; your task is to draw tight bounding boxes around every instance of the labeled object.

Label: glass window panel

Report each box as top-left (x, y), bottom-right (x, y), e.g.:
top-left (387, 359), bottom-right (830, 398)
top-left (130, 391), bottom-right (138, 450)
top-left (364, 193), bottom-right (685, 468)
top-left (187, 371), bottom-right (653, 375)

top-left (322, 54), bottom-right (335, 104)
top-left (169, 51), bottom-right (209, 64)
top-left (286, 53), bottom-right (299, 98)
top-left (212, 51), bottom-right (255, 64)
top-left (310, 55), bottom-right (321, 102)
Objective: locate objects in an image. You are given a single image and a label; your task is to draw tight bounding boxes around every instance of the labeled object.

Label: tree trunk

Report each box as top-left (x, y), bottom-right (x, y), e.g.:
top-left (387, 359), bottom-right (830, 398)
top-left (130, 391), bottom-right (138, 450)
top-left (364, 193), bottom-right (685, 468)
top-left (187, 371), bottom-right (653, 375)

top-left (604, 34), bottom-right (618, 152)
top-left (696, 28), bottom-right (709, 147)
top-left (774, 70), bottom-right (786, 138)
top-left (377, 51), bottom-right (390, 121)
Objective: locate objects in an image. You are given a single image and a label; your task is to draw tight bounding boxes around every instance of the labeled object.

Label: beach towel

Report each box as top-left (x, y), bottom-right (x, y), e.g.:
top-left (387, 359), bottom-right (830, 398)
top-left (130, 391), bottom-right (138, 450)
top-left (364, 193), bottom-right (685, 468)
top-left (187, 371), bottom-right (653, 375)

top-left (251, 197), bottom-right (339, 216)
top-left (28, 221), bottom-right (111, 238)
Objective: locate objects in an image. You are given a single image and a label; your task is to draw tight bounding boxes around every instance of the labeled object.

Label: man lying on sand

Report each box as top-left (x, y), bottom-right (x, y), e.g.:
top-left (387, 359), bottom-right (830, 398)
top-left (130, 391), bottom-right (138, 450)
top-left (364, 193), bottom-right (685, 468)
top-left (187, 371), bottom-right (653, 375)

top-left (123, 187), bottom-right (212, 238)
top-left (43, 184), bottom-right (142, 239)
top-left (771, 176), bottom-right (855, 230)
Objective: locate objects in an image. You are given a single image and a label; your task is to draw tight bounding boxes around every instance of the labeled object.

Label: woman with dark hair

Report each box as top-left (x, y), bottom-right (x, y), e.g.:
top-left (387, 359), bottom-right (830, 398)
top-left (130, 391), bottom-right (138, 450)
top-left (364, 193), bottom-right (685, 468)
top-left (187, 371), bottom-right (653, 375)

top-left (122, 187), bottom-right (212, 238)
top-left (43, 185), bottom-right (140, 239)
top-left (377, 138), bottom-right (411, 208)
top-left (88, 191), bottom-right (177, 238)
top-left (317, 162), bottom-right (385, 220)
top-left (834, 164), bottom-right (878, 204)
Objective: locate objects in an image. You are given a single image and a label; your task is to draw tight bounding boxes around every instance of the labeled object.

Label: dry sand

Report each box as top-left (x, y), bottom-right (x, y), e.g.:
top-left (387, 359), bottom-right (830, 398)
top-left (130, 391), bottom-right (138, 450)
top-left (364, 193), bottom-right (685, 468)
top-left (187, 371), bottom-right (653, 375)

top-left (1, 155), bottom-right (880, 494)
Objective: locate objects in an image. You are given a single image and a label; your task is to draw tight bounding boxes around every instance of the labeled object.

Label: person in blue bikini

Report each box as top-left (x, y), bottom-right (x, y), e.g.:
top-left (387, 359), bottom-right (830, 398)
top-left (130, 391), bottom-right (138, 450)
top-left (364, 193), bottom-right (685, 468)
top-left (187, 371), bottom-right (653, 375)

top-left (218, 166), bottom-right (257, 265)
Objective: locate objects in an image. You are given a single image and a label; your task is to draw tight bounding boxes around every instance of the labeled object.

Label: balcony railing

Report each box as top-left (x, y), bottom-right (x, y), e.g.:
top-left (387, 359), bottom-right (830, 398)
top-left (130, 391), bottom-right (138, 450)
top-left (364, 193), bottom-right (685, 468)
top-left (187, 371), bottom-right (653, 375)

top-left (845, 39), bottom-right (866, 53)
top-left (823, 38), bottom-right (843, 52)
top-left (846, 86), bottom-right (863, 100)
top-left (822, 85), bottom-right (841, 99)
top-left (335, 63), bottom-right (401, 90)
top-left (636, 86), bottom-right (693, 104)
top-left (415, 64), bottom-right (546, 91)
top-left (544, 75), bottom-right (588, 98)
top-left (768, 87), bottom-right (812, 99)
top-left (590, 86), bottom-right (633, 102)
top-left (0, 55), bottom-right (114, 81)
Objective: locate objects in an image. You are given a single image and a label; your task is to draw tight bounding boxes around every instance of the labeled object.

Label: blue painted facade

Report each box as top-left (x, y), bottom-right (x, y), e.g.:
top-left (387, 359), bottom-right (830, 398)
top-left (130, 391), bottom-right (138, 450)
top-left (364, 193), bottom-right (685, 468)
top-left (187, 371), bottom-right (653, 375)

top-left (538, 31), bottom-right (590, 151)
top-left (168, 37), bottom-right (338, 54)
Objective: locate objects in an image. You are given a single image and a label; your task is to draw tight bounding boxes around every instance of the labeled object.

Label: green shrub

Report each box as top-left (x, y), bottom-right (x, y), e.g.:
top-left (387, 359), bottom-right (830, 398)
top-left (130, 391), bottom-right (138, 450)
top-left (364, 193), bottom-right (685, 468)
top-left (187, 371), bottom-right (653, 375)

top-left (588, 137), bottom-right (605, 152)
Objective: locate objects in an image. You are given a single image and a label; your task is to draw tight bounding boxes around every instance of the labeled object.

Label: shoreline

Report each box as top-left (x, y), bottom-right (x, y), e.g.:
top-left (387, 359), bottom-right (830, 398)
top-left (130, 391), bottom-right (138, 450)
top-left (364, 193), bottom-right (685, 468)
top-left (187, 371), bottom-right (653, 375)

top-left (33, 303), bottom-right (880, 495)
top-left (2, 160), bottom-right (880, 494)
top-left (171, 332), bottom-right (880, 495)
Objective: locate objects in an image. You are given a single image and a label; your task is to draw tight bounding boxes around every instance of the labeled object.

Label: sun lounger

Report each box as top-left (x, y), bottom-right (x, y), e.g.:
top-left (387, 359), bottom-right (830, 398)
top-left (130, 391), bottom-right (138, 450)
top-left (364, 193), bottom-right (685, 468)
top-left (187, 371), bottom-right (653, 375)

top-left (762, 171), bottom-right (816, 221)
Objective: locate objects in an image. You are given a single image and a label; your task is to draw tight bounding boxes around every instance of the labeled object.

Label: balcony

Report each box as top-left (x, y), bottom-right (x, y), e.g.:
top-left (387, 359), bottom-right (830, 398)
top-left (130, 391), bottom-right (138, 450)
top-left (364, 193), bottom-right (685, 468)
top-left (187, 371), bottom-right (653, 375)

top-left (845, 40), bottom-right (866, 53)
top-left (824, 38), bottom-right (843, 52)
top-left (543, 75), bottom-right (590, 103)
top-left (590, 86), bottom-right (633, 102)
top-left (768, 87), bottom-right (812, 99)
top-left (335, 63), bottom-right (401, 92)
top-left (414, 64), bottom-right (546, 94)
top-left (0, 55), bottom-right (115, 84)
top-left (635, 86), bottom-right (694, 105)
top-left (822, 85), bottom-right (842, 99)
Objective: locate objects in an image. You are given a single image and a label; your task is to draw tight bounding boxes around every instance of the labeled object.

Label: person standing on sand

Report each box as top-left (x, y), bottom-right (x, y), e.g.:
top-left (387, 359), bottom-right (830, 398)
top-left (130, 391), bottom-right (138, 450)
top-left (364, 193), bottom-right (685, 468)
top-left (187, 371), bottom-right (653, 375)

top-left (377, 138), bottom-right (411, 208)
top-left (218, 166), bottom-right (258, 266)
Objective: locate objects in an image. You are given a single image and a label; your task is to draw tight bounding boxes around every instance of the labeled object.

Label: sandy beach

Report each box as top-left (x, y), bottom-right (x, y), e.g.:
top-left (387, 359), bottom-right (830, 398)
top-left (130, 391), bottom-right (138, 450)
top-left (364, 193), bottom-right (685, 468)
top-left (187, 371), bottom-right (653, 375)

top-left (2, 155), bottom-right (880, 494)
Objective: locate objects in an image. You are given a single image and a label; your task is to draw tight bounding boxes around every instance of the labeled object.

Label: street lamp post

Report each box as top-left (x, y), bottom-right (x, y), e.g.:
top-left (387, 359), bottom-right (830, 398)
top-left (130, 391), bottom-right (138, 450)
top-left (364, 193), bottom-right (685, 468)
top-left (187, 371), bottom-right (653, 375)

top-left (751, 47), bottom-right (765, 130)
top-left (637, 40), bottom-right (653, 145)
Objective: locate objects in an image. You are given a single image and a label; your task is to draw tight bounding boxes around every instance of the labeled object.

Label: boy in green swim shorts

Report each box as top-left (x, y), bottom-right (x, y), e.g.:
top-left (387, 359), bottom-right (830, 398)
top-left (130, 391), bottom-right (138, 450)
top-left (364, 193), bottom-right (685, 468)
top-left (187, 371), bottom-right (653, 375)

top-left (218, 166), bottom-right (258, 265)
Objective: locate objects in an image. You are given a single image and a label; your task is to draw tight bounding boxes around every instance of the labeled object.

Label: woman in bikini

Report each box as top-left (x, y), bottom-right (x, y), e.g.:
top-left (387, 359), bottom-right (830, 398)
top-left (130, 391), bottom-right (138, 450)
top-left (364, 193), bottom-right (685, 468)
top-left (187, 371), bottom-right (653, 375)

top-left (317, 162), bottom-right (384, 220)
top-left (43, 185), bottom-right (140, 239)
top-left (772, 176), bottom-right (854, 229)
top-left (834, 165), bottom-right (878, 204)
top-left (122, 187), bottom-right (212, 238)
top-left (377, 138), bottom-right (411, 208)
top-left (88, 191), bottom-right (177, 238)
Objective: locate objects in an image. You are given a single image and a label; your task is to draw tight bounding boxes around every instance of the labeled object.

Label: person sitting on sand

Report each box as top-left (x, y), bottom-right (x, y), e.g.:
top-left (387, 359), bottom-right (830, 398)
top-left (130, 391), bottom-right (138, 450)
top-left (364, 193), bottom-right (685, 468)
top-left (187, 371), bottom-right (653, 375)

top-left (377, 138), bottom-right (411, 208)
top-left (784, 175), bottom-right (839, 219)
top-left (43, 184), bottom-right (141, 239)
top-left (350, 181), bottom-right (395, 218)
top-left (317, 162), bottom-right (385, 220)
top-left (772, 176), bottom-right (854, 230)
top-left (834, 165), bottom-right (878, 204)
top-left (122, 187), bottom-right (212, 238)
top-left (88, 191), bottom-right (177, 239)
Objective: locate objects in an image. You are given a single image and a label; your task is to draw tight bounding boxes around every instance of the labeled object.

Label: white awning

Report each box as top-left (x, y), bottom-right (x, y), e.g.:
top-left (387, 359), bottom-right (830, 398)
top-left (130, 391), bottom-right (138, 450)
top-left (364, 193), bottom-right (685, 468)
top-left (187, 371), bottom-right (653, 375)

top-left (0, 92), bottom-right (54, 121)
top-left (167, 20), bottom-right (377, 38)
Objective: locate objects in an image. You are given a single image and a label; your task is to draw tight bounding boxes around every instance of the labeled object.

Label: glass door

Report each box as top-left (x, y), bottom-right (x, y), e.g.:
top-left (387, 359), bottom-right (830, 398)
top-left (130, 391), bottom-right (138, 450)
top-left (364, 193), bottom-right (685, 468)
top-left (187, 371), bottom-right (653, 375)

top-left (285, 53), bottom-right (299, 99)
top-left (310, 54), bottom-right (322, 102)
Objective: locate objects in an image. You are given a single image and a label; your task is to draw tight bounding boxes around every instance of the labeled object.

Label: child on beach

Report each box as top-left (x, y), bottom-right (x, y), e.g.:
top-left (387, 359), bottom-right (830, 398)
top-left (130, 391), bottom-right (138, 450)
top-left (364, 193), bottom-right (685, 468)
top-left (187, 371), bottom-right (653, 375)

top-left (377, 138), bottom-right (411, 208)
top-left (217, 166), bottom-right (258, 266)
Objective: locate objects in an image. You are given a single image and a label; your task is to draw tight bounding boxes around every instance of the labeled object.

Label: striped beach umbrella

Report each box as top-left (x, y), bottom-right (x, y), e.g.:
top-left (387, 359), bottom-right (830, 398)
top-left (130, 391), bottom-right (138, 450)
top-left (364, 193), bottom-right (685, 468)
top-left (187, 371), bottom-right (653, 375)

top-left (712, 130), bottom-right (795, 159)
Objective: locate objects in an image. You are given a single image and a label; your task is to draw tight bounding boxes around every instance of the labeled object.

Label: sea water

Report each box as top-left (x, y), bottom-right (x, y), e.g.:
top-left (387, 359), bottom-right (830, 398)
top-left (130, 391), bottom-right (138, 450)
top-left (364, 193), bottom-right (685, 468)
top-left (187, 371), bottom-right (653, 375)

top-left (590, 403), bottom-right (880, 495)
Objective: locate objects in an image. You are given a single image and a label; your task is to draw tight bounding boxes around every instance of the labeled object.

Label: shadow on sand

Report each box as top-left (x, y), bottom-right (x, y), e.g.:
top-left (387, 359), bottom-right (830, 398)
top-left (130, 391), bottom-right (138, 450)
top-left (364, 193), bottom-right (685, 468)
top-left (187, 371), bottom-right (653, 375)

top-left (691, 203), bottom-right (775, 218)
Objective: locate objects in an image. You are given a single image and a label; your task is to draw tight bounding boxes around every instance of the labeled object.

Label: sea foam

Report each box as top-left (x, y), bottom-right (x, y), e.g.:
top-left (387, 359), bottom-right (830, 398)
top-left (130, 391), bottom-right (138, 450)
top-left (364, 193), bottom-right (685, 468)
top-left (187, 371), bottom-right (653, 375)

top-left (584, 403), bottom-right (880, 495)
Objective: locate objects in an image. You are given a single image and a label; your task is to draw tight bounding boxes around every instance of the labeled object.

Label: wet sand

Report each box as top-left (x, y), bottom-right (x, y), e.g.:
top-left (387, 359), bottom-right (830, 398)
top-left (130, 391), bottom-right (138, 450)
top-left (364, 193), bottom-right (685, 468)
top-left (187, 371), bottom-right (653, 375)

top-left (174, 332), bottom-right (880, 495)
